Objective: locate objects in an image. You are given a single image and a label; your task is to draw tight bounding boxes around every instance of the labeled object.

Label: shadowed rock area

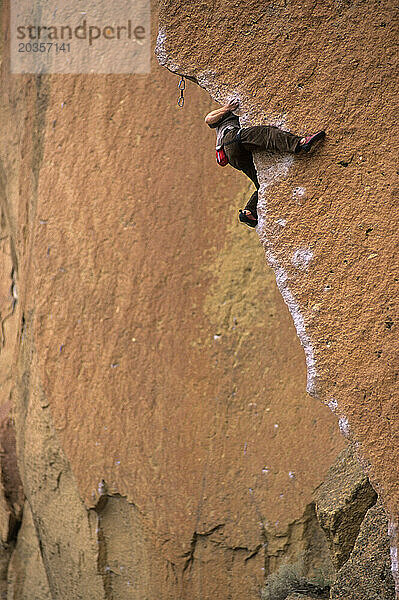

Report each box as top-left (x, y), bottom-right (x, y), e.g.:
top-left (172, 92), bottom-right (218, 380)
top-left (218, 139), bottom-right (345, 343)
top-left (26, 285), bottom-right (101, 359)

top-left (314, 444), bottom-right (377, 570)
top-left (331, 500), bottom-right (396, 600)
top-left (261, 445), bottom-right (395, 599)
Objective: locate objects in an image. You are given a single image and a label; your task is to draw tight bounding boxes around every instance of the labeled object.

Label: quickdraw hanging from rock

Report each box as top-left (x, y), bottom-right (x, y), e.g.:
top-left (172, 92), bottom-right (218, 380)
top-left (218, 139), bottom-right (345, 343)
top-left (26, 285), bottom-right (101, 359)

top-left (177, 75), bottom-right (185, 108)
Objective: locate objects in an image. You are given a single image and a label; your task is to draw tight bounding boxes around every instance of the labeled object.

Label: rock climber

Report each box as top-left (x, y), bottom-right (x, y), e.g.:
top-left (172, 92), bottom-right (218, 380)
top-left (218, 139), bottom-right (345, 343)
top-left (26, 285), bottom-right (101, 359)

top-left (205, 101), bottom-right (325, 228)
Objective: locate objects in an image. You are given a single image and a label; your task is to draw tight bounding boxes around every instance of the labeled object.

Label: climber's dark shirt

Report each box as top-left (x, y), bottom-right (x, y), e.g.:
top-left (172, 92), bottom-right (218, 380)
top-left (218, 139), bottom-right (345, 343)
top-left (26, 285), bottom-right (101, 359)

top-left (208, 111), bottom-right (240, 149)
top-left (208, 112), bottom-right (303, 220)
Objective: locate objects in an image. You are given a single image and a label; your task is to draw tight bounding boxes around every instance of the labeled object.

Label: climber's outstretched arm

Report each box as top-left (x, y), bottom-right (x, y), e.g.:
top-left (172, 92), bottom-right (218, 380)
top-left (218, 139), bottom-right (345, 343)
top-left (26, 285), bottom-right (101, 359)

top-left (204, 100), bottom-right (239, 126)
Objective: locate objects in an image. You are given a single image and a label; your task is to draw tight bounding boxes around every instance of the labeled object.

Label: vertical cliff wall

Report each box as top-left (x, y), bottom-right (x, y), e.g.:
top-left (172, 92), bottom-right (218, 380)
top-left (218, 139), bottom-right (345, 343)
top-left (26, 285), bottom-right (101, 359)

top-left (156, 0), bottom-right (399, 593)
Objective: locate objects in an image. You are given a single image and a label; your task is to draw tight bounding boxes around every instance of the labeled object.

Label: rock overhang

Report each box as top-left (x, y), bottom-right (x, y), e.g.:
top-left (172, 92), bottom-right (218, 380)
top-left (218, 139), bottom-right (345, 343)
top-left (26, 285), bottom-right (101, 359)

top-left (156, 0), bottom-right (399, 590)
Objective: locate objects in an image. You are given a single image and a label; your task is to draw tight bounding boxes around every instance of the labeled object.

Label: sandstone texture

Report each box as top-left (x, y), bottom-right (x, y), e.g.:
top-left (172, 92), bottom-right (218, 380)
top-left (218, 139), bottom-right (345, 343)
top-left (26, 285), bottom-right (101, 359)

top-left (314, 443), bottom-right (377, 569)
top-left (7, 501), bottom-right (51, 600)
top-left (0, 0), bottom-right (348, 597)
top-left (157, 0), bottom-right (399, 591)
top-left (286, 596), bottom-right (319, 600)
top-left (331, 499), bottom-right (396, 600)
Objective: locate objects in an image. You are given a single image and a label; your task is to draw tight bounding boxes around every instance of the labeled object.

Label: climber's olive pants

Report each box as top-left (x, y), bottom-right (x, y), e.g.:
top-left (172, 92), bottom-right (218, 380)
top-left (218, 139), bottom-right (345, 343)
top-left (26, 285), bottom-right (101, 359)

top-left (223, 126), bottom-right (302, 216)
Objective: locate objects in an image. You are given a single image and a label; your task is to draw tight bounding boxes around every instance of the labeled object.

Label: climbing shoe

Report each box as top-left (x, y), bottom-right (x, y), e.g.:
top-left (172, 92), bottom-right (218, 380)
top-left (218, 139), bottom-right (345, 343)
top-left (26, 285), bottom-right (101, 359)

top-left (299, 130), bottom-right (326, 152)
top-left (239, 209), bottom-right (258, 228)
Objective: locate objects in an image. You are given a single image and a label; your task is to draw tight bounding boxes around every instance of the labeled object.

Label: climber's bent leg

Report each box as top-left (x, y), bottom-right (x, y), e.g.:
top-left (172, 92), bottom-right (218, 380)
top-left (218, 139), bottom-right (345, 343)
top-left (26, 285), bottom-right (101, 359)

top-left (244, 190), bottom-right (259, 215)
top-left (238, 125), bottom-right (301, 154)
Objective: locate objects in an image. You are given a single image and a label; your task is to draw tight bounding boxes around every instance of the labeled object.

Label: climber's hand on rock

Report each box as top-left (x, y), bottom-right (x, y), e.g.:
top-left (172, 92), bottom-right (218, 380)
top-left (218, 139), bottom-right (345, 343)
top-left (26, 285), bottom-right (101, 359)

top-left (226, 100), bottom-right (239, 110)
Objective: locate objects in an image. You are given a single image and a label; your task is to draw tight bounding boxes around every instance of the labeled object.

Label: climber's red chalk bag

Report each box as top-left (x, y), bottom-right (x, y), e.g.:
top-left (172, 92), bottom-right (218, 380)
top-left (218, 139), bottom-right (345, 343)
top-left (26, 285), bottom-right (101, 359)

top-left (216, 147), bottom-right (229, 166)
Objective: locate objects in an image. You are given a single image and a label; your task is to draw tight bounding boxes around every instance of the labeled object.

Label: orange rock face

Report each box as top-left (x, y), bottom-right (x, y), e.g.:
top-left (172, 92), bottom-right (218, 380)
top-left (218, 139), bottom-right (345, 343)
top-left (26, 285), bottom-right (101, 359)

top-left (156, 0), bottom-right (399, 592)
top-left (0, 0), bottom-right (348, 597)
